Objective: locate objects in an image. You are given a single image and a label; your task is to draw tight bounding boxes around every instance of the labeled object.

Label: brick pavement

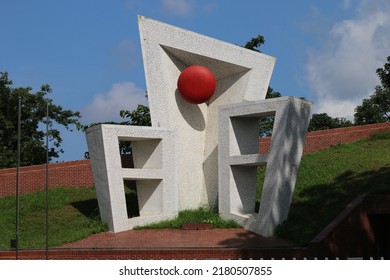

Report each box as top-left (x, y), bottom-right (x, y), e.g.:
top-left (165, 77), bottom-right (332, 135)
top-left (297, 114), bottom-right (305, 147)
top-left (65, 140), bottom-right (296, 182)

top-left (58, 228), bottom-right (296, 249)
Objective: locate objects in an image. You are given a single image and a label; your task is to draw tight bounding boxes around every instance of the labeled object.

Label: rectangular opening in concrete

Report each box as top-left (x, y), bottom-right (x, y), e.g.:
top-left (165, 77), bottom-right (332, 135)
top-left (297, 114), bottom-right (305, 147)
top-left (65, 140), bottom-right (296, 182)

top-left (230, 117), bottom-right (260, 156)
top-left (120, 154), bottom-right (134, 168)
top-left (118, 138), bottom-right (163, 169)
top-left (136, 179), bottom-right (163, 216)
top-left (118, 140), bottom-right (133, 159)
top-left (258, 113), bottom-right (275, 155)
top-left (123, 179), bottom-right (164, 219)
top-left (123, 180), bottom-right (140, 218)
top-left (258, 115), bottom-right (275, 138)
top-left (230, 166), bottom-right (257, 216)
top-left (255, 165), bottom-right (267, 213)
top-left (258, 112), bottom-right (275, 154)
top-left (230, 112), bottom-right (275, 156)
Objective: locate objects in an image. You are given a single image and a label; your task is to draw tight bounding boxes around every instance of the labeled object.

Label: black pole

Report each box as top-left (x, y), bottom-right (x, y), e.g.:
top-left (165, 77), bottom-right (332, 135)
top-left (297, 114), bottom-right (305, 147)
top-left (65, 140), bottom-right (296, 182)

top-left (45, 100), bottom-right (49, 260)
top-left (15, 95), bottom-right (21, 260)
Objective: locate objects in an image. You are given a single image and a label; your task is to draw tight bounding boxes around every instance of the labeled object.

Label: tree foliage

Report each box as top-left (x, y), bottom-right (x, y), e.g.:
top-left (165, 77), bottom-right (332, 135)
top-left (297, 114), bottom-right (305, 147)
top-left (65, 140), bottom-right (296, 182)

top-left (354, 56), bottom-right (390, 125)
top-left (0, 72), bottom-right (81, 168)
top-left (243, 35), bottom-right (265, 53)
top-left (354, 88), bottom-right (389, 124)
top-left (376, 56), bottom-right (390, 89)
top-left (242, 35), bottom-right (283, 137)
top-left (308, 113), bottom-right (353, 131)
top-left (119, 105), bottom-right (151, 126)
top-left (259, 87), bottom-right (281, 137)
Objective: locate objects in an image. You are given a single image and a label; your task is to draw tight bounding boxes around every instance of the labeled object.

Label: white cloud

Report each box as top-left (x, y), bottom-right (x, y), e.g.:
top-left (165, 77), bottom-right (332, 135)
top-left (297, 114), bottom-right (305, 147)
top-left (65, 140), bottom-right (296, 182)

top-left (82, 82), bottom-right (147, 123)
top-left (306, 0), bottom-right (390, 119)
top-left (161, 0), bottom-right (193, 17)
top-left (313, 98), bottom-right (362, 120)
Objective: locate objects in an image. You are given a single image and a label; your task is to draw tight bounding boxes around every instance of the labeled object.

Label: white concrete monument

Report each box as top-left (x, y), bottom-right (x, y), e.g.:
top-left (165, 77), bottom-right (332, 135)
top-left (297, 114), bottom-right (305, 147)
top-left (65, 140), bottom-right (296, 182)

top-left (218, 97), bottom-right (312, 236)
top-left (138, 16), bottom-right (275, 209)
top-left (86, 16), bottom-right (312, 236)
top-left (86, 125), bottom-right (177, 232)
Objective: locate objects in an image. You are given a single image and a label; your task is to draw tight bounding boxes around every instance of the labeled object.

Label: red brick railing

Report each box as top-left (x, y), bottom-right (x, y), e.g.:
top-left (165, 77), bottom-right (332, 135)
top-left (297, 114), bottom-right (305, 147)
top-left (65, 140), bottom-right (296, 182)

top-left (259, 122), bottom-right (390, 154)
top-left (1, 122), bottom-right (389, 198)
top-left (0, 160), bottom-right (93, 197)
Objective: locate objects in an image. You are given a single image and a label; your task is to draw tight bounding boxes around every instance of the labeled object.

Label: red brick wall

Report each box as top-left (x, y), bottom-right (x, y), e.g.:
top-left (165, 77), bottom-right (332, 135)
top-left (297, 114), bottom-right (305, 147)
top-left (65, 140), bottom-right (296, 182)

top-left (1, 123), bottom-right (389, 198)
top-left (259, 122), bottom-right (390, 154)
top-left (0, 248), bottom-right (310, 260)
top-left (0, 160), bottom-right (93, 197)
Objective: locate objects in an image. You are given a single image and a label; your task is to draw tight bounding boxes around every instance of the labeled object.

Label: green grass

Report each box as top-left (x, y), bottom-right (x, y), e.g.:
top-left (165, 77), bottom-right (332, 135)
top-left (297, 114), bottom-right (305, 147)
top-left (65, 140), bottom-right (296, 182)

top-left (0, 131), bottom-right (389, 248)
top-left (134, 206), bottom-right (241, 230)
top-left (0, 187), bottom-right (106, 249)
top-left (274, 132), bottom-right (390, 245)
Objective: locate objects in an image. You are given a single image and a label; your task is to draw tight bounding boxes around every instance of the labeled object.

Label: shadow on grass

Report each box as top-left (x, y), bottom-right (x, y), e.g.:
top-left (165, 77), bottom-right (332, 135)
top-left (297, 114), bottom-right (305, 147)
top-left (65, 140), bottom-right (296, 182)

top-left (71, 199), bottom-right (101, 221)
top-left (71, 183), bottom-right (140, 221)
top-left (277, 166), bottom-right (390, 245)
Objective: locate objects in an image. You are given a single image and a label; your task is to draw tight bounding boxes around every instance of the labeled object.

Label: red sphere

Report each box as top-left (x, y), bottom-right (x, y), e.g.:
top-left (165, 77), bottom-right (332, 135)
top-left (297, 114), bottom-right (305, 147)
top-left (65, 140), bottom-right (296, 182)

top-left (177, 65), bottom-right (216, 104)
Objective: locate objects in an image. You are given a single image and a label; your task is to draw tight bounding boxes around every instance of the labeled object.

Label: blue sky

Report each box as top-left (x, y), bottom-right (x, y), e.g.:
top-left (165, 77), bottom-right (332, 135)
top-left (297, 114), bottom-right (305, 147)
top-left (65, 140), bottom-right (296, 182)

top-left (1, 0), bottom-right (390, 162)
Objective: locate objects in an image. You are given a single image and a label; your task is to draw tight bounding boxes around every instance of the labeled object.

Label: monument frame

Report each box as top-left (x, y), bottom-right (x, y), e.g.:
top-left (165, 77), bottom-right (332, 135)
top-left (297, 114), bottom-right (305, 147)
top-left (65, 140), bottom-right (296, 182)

top-left (86, 124), bottom-right (177, 232)
top-left (218, 97), bottom-right (312, 236)
top-left (86, 16), bottom-right (312, 235)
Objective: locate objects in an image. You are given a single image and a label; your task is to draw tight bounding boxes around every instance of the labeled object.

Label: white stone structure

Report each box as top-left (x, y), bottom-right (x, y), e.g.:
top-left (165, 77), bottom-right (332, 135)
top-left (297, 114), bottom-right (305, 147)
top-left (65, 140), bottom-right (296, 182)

top-left (138, 16), bottom-right (275, 209)
top-left (218, 97), bottom-right (312, 236)
top-left (86, 16), bottom-right (312, 235)
top-left (86, 125), bottom-right (177, 232)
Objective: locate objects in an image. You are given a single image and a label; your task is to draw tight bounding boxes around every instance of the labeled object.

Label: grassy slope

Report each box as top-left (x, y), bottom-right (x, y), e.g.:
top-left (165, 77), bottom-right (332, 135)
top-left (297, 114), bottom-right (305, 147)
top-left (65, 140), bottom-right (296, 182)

top-left (0, 188), bottom-right (106, 249)
top-left (276, 132), bottom-right (390, 244)
top-left (0, 132), bottom-right (389, 248)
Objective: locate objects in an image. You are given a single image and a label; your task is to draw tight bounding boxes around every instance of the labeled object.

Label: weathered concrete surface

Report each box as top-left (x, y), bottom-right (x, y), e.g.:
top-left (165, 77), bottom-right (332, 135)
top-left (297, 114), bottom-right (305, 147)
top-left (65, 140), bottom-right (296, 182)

top-left (218, 97), bottom-right (312, 236)
top-left (138, 16), bottom-right (275, 209)
top-left (86, 124), bottom-right (177, 232)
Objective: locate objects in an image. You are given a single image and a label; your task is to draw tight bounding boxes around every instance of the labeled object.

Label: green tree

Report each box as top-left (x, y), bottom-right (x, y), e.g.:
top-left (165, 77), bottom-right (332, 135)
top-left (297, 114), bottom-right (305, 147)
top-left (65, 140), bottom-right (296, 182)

top-left (243, 35), bottom-right (265, 53)
top-left (242, 35), bottom-right (283, 136)
top-left (0, 72), bottom-right (81, 168)
top-left (376, 56), bottom-right (390, 89)
top-left (309, 113), bottom-right (352, 131)
top-left (119, 105), bottom-right (151, 154)
top-left (119, 104), bottom-right (151, 126)
top-left (354, 56), bottom-right (390, 124)
top-left (258, 87), bottom-right (282, 137)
